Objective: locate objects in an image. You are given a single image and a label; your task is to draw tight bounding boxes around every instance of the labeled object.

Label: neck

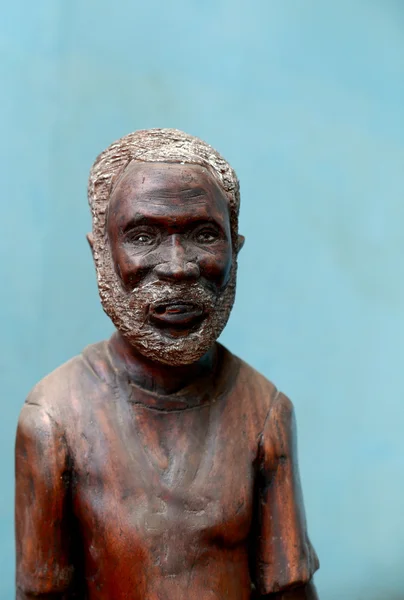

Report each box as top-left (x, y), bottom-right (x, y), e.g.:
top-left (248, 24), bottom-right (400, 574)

top-left (109, 331), bottom-right (217, 395)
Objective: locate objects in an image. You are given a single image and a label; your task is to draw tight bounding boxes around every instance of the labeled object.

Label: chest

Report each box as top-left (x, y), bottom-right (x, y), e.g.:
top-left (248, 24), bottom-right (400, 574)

top-left (72, 399), bottom-right (258, 548)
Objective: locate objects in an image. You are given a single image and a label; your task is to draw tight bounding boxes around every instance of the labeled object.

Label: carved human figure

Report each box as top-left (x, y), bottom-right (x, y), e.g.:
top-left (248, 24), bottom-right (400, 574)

top-left (15, 129), bottom-right (319, 599)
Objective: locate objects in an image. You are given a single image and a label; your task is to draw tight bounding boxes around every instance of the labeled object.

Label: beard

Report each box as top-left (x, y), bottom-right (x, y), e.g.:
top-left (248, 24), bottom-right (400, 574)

top-left (94, 246), bottom-right (237, 366)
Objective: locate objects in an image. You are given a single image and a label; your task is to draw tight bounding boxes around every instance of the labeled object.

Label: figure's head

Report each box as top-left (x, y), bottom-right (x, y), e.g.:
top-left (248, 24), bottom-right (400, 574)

top-left (88, 128), bottom-right (244, 366)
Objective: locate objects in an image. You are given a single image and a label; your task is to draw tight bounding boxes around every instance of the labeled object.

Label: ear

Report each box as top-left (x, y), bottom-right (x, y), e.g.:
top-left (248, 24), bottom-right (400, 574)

top-left (86, 233), bottom-right (95, 259)
top-left (237, 234), bottom-right (245, 253)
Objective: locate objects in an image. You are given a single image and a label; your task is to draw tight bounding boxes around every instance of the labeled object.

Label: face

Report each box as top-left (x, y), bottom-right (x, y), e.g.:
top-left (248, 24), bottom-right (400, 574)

top-left (95, 161), bottom-right (238, 365)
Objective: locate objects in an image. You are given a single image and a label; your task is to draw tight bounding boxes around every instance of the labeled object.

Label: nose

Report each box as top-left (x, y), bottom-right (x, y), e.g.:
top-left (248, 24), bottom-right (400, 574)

top-left (154, 238), bottom-right (200, 282)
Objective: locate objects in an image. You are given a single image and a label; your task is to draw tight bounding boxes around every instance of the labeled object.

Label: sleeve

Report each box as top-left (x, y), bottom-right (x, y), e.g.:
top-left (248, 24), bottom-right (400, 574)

top-left (252, 392), bottom-right (319, 595)
top-left (15, 396), bottom-right (76, 598)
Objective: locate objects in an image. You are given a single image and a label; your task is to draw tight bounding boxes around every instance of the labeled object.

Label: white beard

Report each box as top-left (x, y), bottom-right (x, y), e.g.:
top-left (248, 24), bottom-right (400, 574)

top-left (94, 245), bottom-right (237, 366)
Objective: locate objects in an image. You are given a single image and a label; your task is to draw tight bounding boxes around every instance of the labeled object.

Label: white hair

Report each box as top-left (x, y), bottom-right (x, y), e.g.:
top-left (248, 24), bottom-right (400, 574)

top-left (87, 128), bottom-right (240, 244)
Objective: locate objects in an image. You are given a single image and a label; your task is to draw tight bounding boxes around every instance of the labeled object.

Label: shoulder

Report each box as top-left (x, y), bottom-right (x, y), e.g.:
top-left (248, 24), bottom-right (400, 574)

top-left (260, 389), bottom-right (297, 463)
top-left (223, 345), bottom-right (285, 417)
top-left (266, 389), bottom-right (295, 428)
top-left (219, 345), bottom-right (295, 443)
top-left (224, 348), bottom-right (299, 468)
top-left (18, 340), bottom-right (110, 431)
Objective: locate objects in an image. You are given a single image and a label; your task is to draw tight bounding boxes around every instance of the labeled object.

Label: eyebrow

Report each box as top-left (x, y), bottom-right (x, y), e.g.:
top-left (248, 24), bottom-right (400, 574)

top-left (121, 214), bottom-right (225, 234)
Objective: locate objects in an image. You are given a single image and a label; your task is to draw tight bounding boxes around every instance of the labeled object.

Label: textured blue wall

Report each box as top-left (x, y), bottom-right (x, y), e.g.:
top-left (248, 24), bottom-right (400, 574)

top-left (1, 2), bottom-right (404, 598)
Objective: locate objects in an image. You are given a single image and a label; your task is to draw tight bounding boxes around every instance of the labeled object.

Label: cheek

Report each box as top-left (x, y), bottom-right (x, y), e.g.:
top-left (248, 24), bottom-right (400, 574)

top-left (199, 246), bottom-right (233, 289)
top-left (112, 246), bottom-right (152, 288)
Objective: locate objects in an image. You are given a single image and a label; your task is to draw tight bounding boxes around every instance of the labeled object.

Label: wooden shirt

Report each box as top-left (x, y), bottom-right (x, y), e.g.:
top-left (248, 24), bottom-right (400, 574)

top-left (15, 339), bottom-right (319, 599)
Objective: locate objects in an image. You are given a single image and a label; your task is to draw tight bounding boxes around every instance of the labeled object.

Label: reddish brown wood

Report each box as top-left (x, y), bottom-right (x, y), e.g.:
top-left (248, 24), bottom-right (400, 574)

top-left (15, 130), bottom-right (319, 599)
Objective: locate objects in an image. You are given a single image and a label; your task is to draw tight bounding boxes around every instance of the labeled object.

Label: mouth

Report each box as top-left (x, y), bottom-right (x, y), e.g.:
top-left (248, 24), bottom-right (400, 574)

top-left (149, 300), bottom-right (206, 330)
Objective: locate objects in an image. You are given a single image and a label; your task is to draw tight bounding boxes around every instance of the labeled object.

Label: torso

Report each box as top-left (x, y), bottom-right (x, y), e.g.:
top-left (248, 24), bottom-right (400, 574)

top-left (47, 341), bottom-right (277, 599)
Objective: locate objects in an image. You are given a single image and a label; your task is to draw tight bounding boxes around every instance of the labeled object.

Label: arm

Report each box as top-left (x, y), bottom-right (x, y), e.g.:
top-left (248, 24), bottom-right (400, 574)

top-left (15, 399), bottom-right (76, 599)
top-left (251, 392), bottom-right (320, 597)
top-left (257, 581), bottom-right (319, 599)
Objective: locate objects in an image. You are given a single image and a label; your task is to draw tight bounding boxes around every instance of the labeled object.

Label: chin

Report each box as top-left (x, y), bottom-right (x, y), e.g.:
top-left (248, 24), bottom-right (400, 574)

top-left (121, 319), bottom-right (224, 366)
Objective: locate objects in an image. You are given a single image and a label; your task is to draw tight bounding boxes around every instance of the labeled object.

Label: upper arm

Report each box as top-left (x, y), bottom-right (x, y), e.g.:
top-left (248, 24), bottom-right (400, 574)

top-left (15, 396), bottom-right (75, 597)
top-left (254, 581), bottom-right (319, 599)
top-left (252, 393), bottom-right (319, 596)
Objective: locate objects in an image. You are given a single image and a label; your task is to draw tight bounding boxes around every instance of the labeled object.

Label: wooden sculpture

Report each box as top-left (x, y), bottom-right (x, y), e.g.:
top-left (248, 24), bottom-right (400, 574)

top-left (15, 129), bottom-right (319, 599)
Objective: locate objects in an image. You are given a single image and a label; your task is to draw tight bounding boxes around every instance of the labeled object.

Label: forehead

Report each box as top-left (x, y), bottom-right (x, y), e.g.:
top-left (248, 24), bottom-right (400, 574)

top-left (108, 162), bottom-right (230, 223)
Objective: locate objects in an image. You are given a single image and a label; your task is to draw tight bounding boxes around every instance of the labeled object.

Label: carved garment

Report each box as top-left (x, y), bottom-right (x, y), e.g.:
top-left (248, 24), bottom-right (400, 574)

top-left (15, 339), bottom-right (319, 599)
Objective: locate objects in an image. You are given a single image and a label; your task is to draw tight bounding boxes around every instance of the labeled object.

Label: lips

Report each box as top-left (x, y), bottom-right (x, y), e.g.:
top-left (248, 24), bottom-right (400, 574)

top-left (149, 301), bottom-right (205, 328)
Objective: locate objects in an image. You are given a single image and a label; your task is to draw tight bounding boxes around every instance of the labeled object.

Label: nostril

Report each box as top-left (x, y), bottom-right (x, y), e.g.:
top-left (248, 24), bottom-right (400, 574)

top-left (155, 261), bottom-right (200, 281)
top-left (186, 263), bottom-right (200, 279)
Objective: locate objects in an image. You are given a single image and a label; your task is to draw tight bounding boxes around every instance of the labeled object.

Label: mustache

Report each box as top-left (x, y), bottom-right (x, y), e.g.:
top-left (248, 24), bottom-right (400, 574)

top-left (130, 280), bottom-right (218, 308)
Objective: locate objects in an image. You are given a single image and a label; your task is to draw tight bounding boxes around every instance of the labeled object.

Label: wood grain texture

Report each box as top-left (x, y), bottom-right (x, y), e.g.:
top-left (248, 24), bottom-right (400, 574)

top-left (15, 339), bottom-right (319, 599)
top-left (15, 132), bottom-right (319, 599)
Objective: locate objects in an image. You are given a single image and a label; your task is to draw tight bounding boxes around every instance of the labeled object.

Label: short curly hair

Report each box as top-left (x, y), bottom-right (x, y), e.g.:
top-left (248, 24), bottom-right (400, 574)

top-left (88, 128), bottom-right (240, 245)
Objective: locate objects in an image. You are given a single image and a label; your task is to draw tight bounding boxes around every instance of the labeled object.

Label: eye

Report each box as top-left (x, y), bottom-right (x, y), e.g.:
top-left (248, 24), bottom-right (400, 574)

top-left (126, 230), bottom-right (157, 246)
top-left (194, 227), bottom-right (220, 244)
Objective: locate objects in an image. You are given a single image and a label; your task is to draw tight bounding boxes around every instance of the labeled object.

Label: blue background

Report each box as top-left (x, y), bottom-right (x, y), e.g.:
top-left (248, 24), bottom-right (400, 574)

top-left (1, 2), bottom-right (404, 598)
